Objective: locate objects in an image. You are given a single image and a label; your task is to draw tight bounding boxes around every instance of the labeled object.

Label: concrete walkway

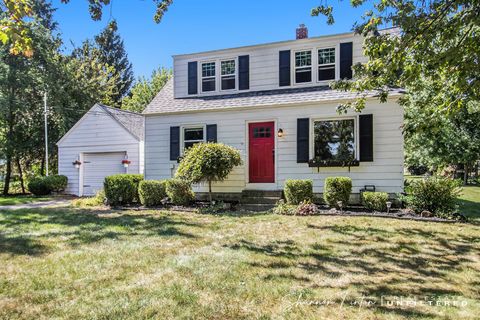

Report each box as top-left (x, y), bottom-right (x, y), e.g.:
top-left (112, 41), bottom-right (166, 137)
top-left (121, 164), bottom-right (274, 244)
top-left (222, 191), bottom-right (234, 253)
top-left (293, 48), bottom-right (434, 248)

top-left (0, 198), bottom-right (72, 210)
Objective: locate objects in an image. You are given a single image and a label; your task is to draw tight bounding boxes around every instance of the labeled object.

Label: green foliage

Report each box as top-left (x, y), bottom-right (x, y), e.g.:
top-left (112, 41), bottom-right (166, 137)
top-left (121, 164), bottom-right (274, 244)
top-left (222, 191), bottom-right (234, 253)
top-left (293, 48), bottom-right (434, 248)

top-left (72, 189), bottom-right (105, 207)
top-left (284, 179), bottom-right (313, 205)
top-left (176, 143), bottom-right (242, 202)
top-left (295, 201), bottom-right (319, 216)
top-left (27, 177), bottom-right (50, 196)
top-left (362, 192), bottom-right (389, 212)
top-left (197, 201), bottom-right (226, 215)
top-left (122, 67), bottom-right (172, 113)
top-left (323, 177), bottom-right (352, 208)
top-left (44, 175), bottom-right (68, 192)
top-left (138, 180), bottom-right (167, 207)
top-left (272, 200), bottom-right (297, 215)
top-left (165, 179), bottom-right (195, 206)
top-left (103, 174), bottom-right (143, 206)
top-left (400, 177), bottom-right (462, 218)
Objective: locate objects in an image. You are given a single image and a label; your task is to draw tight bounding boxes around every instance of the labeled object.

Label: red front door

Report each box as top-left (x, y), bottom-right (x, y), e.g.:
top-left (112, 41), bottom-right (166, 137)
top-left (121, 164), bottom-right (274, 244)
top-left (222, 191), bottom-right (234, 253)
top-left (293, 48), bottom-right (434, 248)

top-left (249, 121), bottom-right (275, 183)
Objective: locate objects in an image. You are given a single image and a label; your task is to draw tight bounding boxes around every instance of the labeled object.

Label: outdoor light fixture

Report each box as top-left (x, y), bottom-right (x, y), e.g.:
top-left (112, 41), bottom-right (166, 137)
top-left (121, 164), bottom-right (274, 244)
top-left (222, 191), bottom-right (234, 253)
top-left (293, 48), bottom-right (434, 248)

top-left (337, 200), bottom-right (343, 213)
top-left (386, 201), bottom-right (392, 214)
top-left (277, 128), bottom-right (284, 137)
top-left (122, 158), bottom-right (131, 168)
top-left (72, 160), bottom-right (81, 169)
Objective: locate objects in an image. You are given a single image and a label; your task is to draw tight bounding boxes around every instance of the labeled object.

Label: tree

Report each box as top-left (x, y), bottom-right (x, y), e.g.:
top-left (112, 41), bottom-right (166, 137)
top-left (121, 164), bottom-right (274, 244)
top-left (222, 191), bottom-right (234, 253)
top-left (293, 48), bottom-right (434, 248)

top-left (175, 143), bottom-right (242, 202)
top-left (1, 0), bottom-right (173, 57)
top-left (312, 1), bottom-right (479, 115)
top-left (122, 67), bottom-right (171, 113)
top-left (94, 20), bottom-right (133, 107)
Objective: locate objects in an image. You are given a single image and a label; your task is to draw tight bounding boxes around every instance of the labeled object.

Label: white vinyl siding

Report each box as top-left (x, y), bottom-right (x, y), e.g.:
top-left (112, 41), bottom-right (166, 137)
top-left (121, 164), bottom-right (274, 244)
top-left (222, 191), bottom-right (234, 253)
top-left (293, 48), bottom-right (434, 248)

top-left (145, 99), bottom-right (403, 194)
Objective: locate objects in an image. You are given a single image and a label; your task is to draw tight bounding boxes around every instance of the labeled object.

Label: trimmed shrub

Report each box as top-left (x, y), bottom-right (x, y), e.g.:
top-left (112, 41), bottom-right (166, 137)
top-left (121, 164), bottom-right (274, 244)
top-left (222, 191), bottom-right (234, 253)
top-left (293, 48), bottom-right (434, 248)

top-left (272, 200), bottom-right (297, 215)
top-left (324, 177), bottom-right (352, 208)
top-left (139, 180), bottom-right (167, 206)
top-left (165, 178), bottom-right (195, 205)
top-left (295, 201), bottom-right (318, 215)
top-left (362, 191), bottom-right (389, 212)
top-left (72, 189), bottom-right (105, 207)
top-left (104, 174), bottom-right (143, 206)
top-left (400, 177), bottom-right (461, 218)
top-left (44, 175), bottom-right (68, 192)
top-left (284, 179), bottom-right (313, 205)
top-left (27, 177), bottom-right (50, 196)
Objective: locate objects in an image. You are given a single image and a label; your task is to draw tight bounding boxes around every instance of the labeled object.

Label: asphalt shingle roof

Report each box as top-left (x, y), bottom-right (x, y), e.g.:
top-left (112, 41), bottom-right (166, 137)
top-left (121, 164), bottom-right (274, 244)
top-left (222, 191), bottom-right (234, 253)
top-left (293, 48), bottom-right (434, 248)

top-left (99, 104), bottom-right (144, 140)
top-left (143, 79), bottom-right (404, 115)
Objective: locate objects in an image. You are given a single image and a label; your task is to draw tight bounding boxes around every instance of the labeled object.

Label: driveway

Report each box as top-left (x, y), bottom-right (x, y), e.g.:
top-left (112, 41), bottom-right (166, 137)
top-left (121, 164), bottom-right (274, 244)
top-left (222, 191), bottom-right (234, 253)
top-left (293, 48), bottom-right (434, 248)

top-left (0, 198), bottom-right (72, 210)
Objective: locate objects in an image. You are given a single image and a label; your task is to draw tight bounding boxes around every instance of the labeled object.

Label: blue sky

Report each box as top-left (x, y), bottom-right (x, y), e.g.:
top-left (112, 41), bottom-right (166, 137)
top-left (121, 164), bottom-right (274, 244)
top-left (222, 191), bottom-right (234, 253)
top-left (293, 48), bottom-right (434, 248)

top-left (52, 0), bottom-right (373, 79)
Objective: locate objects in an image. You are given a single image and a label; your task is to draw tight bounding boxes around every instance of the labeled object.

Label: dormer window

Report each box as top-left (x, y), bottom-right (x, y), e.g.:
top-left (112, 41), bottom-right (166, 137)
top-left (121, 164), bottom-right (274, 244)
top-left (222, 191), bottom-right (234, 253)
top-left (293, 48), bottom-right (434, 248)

top-left (295, 50), bottom-right (312, 83)
top-left (201, 62), bottom-right (216, 92)
top-left (221, 60), bottom-right (236, 90)
top-left (318, 48), bottom-right (336, 81)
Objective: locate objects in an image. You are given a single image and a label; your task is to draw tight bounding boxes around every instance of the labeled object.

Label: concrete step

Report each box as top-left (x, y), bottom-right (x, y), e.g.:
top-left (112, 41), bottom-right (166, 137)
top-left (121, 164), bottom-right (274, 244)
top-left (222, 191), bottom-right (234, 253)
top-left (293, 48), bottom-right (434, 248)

top-left (241, 203), bottom-right (275, 212)
top-left (240, 196), bottom-right (281, 204)
top-left (241, 190), bottom-right (282, 198)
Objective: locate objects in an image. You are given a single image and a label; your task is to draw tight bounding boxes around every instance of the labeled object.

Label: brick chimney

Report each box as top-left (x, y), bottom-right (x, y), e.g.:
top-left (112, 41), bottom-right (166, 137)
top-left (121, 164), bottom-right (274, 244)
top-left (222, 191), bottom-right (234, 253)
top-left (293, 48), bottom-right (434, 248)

top-left (296, 24), bottom-right (308, 39)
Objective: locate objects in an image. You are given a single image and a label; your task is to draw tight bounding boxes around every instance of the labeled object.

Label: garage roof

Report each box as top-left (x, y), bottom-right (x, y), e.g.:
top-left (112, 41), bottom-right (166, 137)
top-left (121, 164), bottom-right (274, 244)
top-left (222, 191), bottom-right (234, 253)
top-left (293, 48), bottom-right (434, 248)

top-left (98, 104), bottom-right (144, 140)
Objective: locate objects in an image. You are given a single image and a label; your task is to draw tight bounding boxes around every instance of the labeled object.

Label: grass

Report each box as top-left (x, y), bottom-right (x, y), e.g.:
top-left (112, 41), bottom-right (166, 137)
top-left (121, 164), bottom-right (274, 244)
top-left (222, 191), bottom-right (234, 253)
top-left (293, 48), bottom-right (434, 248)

top-left (0, 195), bottom-right (52, 206)
top-left (1, 207), bottom-right (479, 319)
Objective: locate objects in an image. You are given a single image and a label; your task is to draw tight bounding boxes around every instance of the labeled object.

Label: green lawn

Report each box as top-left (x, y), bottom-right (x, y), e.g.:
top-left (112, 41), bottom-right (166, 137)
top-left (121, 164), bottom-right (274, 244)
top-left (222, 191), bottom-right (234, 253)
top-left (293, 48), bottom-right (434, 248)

top-left (459, 186), bottom-right (480, 221)
top-left (0, 195), bottom-right (52, 206)
top-left (1, 207), bottom-right (479, 319)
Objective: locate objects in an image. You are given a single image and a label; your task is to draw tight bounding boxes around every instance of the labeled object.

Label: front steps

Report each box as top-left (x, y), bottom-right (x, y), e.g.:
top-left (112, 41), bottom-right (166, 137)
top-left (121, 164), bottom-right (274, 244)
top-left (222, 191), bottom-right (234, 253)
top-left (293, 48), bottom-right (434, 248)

top-left (241, 190), bottom-right (282, 212)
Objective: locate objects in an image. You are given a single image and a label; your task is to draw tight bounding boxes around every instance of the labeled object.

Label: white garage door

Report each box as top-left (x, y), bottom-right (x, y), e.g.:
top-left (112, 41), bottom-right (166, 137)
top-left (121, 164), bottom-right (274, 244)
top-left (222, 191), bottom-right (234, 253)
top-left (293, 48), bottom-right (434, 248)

top-left (82, 152), bottom-right (126, 196)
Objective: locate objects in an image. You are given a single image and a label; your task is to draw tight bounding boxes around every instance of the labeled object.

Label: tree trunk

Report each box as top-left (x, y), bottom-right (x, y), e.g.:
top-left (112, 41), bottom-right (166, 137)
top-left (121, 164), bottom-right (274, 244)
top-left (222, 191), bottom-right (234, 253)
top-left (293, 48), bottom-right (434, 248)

top-left (2, 157), bottom-right (11, 195)
top-left (208, 180), bottom-right (212, 203)
top-left (463, 164), bottom-right (469, 185)
top-left (16, 158), bottom-right (25, 194)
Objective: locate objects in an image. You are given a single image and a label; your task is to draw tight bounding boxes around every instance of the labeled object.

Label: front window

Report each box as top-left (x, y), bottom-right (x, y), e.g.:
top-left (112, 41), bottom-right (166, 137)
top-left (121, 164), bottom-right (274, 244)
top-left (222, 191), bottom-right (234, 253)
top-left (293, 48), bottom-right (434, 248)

top-left (201, 62), bottom-right (216, 92)
top-left (183, 126), bottom-right (204, 151)
top-left (313, 119), bottom-right (355, 161)
top-left (221, 60), bottom-right (236, 90)
top-left (318, 48), bottom-right (336, 81)
top-left (295, 50), bottom-right (312, 83)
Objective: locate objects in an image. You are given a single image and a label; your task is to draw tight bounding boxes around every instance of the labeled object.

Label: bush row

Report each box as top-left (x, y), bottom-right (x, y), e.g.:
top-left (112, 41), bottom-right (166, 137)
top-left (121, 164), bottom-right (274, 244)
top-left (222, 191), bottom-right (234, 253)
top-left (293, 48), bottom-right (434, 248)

top-left (28, 175), bottom-right (68, 196)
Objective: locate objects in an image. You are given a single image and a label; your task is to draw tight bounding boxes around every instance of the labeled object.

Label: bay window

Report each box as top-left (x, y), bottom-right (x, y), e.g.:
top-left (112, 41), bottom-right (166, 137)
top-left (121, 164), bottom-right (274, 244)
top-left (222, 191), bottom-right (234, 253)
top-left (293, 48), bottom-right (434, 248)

top-left (313, 119), bottom-right (355, 161)
top-left (295, 50), bottom-right (312, 83)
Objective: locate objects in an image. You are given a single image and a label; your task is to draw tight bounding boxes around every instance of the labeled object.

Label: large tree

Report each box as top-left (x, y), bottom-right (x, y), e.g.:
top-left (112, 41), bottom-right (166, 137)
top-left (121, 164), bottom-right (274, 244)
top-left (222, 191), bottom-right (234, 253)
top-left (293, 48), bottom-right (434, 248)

top-left (122, 67), bottom-right (171, 113)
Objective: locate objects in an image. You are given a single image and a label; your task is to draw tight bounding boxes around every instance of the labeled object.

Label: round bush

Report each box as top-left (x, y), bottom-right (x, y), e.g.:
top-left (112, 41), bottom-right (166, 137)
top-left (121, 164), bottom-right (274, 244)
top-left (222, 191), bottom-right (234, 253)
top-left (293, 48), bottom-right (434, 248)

top-left (44, 175), bottom-right (68, 192)
top-left (139, 180), bottom-right (167, 206)
top-left (323, 176), bottom-right (352, 208)
top-left (362, 191), bottom-right (389, 211)
top-left (104, 174), bottom-right (143, 206)
top-left (284, 179), bottom-right (313, 205)
top-left (165, 178), bottom-right (195, 206)
top-left (28, 177), bottom-right (50, 196)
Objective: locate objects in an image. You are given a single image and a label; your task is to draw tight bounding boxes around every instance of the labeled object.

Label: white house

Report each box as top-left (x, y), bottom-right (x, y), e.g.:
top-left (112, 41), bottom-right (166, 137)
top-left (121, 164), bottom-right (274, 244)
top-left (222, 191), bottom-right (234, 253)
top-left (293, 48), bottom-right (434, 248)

top-left (58, 104), bottom-right (144, 196)
top-left (143, 25), bottom-right (404, 202)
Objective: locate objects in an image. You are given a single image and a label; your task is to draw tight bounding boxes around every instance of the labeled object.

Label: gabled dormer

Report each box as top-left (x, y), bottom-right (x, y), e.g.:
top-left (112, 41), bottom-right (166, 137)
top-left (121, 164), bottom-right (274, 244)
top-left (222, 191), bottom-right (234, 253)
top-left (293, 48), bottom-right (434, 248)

top-left (173, 24), bottom-right (365, 98)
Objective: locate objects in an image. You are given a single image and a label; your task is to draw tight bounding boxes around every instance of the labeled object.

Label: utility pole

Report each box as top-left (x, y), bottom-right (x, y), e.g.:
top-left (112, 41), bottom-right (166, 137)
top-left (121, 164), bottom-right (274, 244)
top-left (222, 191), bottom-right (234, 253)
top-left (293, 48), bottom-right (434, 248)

top-left (44, 91), bottom-right (49, 176)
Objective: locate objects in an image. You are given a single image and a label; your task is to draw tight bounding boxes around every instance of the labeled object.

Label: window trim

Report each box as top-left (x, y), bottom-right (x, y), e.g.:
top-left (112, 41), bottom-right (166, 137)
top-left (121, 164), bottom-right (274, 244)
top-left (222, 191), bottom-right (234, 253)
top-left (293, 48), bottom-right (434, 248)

top-left (180, 124), bottom-right (206, 155)
top-left (220, 58), bottom-right (238, 91)
top-left (309, 116), bottom-right (359, 161)
top-left (317, 46), bottom-right (337, 82)
top-left (293, 48), bottom-right (313, 85)
top-left (200, 61), bottom-right (217, 93)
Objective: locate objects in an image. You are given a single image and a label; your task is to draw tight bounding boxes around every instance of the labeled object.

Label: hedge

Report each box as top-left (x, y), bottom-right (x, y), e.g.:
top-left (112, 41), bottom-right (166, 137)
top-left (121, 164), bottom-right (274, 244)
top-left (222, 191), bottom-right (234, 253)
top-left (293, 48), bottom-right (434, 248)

top-left (165, 178), bottom-right (195, 205)
top-left (139, 180), bottom-right (167, 206)
top-left (362, 191), bottom-right (389, 212)
top-left (323, 176), bottom-right (352, 208)
top-left (27, 175), bottom-right (68, 196)
top-left (284, 179), bottom-right (313, 205)
top-left (104, 174), bottom-right (143, 206)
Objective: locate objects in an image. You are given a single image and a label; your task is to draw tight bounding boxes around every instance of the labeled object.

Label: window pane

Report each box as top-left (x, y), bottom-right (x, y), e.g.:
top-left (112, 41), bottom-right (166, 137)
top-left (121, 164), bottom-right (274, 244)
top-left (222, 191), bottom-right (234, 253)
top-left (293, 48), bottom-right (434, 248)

top-left (318, 66), bottom-right (335, 81)
top-left (202, 62), bottom-right (215, 77)
top-left (184, 141), bottom-right (199, 150)
top-left (202, 78), bottom-right (215, 92)
top-left (184, 127), bottom-right (204, 141)
top-left (295, 68), bottom-right (312, 83)
top-left (314, 119), bottom-right (355, 161)
top-left (221, 75), bottom-right (235, 90)
top-left (295, 51), bottom-right (311, 67)
top-left (221, 60), bottom-right (235, 75)
top-left (318, 48), bottom-right (335, 65)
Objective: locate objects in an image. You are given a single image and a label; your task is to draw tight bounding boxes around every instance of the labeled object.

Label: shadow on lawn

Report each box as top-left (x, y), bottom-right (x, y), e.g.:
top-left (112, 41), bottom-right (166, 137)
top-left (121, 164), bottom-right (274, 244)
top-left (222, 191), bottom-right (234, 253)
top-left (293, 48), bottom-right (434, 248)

top-left (0, 207), bottom-right (203, 256)
top-left (226, 223), bottom-right (480, 318)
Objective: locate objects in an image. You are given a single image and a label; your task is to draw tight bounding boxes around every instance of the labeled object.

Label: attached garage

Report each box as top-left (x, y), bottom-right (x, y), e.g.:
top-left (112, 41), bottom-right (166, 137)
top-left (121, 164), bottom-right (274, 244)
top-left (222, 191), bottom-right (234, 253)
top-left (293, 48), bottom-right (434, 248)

top-left (57, 104), bottom-right (144, 196)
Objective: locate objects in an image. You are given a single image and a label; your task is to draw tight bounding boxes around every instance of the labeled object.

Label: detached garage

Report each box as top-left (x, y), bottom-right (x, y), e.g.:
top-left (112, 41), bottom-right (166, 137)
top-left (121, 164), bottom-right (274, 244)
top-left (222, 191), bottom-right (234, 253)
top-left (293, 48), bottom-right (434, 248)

top-left (58, 104), bottom-right (144, 196)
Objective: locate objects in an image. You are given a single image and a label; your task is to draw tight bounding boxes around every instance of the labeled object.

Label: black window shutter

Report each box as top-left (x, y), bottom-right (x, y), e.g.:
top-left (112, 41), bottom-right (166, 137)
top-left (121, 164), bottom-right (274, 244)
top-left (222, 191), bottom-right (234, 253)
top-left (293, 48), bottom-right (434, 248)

top-left (238, 55), bottom-right (249, 90)
top-left (279, 50), bottom-right (291, 87)
top-left (206, 124), bottom-right (217, 143)
top-left (187, 61), bottom-right (198, 94)
top-left (297, 118), bottom-right (310, 163)
top-left (340, 42), bottom-right (353, 79)
top-left (170, 126), bottom-right (180, 161)
top-left (359, 114), bottom-right (374, 162)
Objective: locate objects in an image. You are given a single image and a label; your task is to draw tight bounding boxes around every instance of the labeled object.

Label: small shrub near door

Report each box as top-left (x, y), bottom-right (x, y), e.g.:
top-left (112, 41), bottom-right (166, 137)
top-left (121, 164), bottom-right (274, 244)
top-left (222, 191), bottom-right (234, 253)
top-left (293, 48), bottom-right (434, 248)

top-left (400, 177), bottom-right (461, 218)
top-left (362, 191), bottom-right (389, 212)
top-left (165, 178), bottom-right (195, 206)
top-left (139, 180), bottom-right (167, 206)
top-left (104, 174), bottom-right (143, 206)
top-left (284, 179), bottom-right (313, 205)
top-left (324, 177), bottom-right (352, 208)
